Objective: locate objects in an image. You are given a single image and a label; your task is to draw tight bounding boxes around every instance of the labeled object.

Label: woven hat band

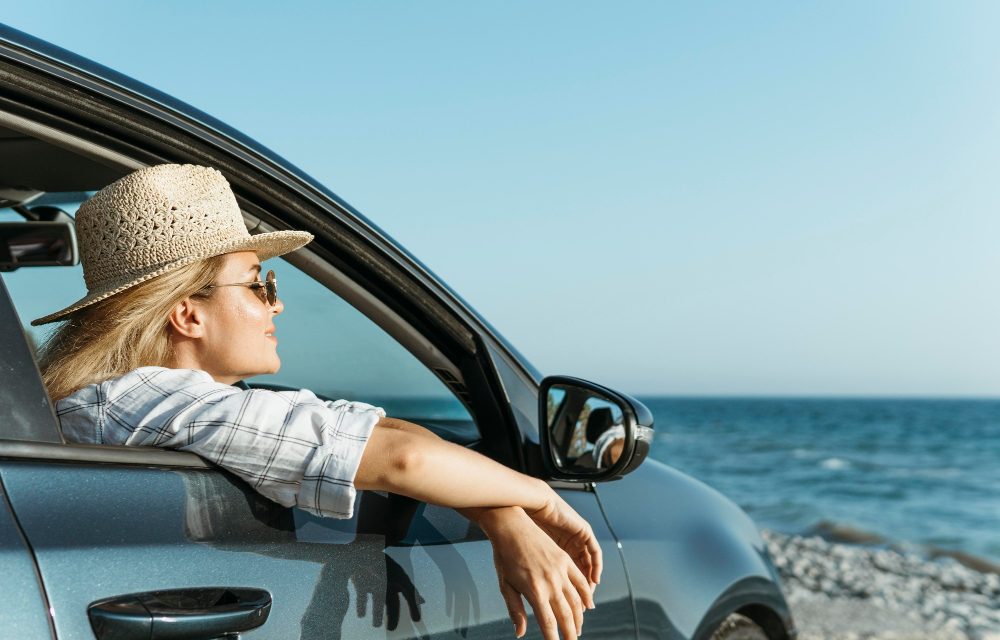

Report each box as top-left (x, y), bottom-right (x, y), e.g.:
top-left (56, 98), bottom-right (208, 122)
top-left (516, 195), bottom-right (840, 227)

top-left (80, 221), bottom-right (252, 291)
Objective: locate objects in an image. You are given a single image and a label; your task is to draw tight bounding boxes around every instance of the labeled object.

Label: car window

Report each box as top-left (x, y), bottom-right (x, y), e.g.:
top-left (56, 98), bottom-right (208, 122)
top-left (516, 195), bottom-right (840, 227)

top-left (2, 203), bottom-right (478, 445)
top-left (253, 257), bottom-right (477, 440)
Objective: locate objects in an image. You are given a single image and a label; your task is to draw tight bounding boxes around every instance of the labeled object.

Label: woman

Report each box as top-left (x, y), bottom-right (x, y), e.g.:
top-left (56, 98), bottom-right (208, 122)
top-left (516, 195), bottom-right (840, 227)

top-left (34, 164), bottom-right (600, 640)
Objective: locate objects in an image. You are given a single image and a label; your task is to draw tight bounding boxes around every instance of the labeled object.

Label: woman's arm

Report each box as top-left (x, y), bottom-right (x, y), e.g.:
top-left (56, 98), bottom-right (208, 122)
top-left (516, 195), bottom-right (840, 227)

top-left (357, 418), bottom-right (600, 582)
top-left (357, 417), bottom-right (601, 639)
top-left (354, 417), bottom-right (552, 512)
top-left (359, 420), bottom-right (597, 565)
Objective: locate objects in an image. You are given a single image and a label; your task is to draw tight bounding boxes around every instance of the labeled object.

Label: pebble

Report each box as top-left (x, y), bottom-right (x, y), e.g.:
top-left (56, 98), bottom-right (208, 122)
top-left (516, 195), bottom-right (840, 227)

top-left (762, 529), bottom-right (1000, 640)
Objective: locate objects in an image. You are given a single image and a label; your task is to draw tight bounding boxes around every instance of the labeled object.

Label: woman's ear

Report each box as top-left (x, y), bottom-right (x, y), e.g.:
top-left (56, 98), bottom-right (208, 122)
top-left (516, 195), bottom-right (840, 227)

top-left (167, 298), bottom-right (206, 339)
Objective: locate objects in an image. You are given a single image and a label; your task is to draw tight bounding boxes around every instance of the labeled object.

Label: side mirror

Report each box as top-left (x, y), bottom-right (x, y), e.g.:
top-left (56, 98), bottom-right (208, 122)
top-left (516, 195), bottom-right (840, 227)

top-left (0, 207), bottom-right (79, 271)
top-left (539, 375), bottom-right (654, 482)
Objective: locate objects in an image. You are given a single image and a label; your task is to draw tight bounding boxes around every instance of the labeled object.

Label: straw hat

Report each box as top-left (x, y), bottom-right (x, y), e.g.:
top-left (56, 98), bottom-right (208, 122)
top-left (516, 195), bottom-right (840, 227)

top-left (32, 164), bottom-right (313, 326)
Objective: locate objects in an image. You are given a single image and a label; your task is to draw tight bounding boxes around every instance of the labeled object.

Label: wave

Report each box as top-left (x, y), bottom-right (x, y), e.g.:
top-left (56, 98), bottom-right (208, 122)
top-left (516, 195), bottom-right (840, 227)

top-left (820, 457), bottom-right (851, 470)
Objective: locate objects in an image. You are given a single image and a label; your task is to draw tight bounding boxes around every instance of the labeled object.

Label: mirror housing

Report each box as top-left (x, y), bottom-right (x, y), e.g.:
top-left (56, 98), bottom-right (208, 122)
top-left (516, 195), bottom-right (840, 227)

top-left (539, 375), bottom-right (654, 482)
top-left (0, 207), bottom-right (79, 271)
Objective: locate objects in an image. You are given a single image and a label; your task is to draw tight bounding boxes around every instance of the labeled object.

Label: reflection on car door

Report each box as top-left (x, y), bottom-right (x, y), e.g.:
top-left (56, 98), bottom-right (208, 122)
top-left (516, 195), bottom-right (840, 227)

top-left (1, 457), bottom-right (506, 639)
top-left (1, 456), bottom-right (633, 639)
top-left (0, 480), bottom-right (52, 639)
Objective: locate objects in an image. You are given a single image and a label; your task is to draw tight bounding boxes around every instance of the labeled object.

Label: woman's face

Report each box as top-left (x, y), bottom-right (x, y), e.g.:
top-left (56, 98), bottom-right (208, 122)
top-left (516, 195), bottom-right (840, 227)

top-left (193, 251), bottom-right (284, 383)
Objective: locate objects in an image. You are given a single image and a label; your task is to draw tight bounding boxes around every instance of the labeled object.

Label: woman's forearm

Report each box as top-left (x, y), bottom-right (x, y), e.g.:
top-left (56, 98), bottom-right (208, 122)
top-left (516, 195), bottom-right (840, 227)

top-left (353, 418), bottom-right (554, 513)
top-left (361, 421), bottom-right (530, 532)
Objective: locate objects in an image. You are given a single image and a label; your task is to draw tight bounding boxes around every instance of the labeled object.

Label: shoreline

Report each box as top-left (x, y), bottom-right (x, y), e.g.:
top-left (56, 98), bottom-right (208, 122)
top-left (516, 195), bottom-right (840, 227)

top-left (763, 529), bottom-right (1000, 639)
top-left (799, 520), bottom-right (1000, 576)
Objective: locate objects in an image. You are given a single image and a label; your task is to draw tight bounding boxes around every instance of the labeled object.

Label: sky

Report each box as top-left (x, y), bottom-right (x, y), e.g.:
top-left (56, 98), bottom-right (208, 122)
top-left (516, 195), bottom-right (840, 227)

top-left (4, 2), bottom-right (1000, 396)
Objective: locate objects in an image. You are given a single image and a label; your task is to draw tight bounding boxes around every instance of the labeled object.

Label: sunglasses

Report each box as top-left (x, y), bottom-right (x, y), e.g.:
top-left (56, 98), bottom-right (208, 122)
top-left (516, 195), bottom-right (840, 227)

top-left (202, 269), bottom-right (278, 306)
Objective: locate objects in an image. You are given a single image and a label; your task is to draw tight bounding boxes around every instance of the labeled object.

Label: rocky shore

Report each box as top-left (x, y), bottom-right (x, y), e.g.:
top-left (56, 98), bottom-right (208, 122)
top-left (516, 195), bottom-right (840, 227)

top-left (762, 529), bottom-right (1000, 640)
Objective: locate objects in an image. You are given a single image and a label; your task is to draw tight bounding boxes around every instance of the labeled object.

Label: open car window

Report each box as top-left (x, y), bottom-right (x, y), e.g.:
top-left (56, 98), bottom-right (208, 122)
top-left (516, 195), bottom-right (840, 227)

top-left (2, 200), bottom-right (479, 447)
top-left (251, 257), bottom-right (478, 444)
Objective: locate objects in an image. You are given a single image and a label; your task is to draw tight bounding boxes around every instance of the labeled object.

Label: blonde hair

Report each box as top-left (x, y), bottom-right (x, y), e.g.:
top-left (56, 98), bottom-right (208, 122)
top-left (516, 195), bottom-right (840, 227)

top-left (39, 255), bottom-right (228, 401)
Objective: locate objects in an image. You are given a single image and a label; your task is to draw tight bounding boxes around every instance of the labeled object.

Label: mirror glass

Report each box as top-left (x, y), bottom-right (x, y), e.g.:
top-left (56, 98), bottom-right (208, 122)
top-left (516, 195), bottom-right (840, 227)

top-left (546, 384), bottom-right (627, 474)
top-left (0, 221), bottom-right (78, 271)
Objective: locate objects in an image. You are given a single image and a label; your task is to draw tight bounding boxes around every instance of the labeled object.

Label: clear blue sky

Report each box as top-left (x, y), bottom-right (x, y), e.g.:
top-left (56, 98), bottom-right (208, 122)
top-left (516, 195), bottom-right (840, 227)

top-left (5, 2), bottom-right (1000, 396)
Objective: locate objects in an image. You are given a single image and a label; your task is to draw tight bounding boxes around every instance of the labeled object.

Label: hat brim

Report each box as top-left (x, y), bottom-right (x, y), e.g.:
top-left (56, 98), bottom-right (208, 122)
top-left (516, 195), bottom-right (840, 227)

top-left (31, 230), bottom-right (313, 326)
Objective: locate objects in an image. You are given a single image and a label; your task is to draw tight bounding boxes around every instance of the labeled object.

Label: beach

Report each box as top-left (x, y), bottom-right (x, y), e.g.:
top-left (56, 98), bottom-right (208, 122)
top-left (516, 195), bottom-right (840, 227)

top-left (764, 529), bottom-right (1000, 639)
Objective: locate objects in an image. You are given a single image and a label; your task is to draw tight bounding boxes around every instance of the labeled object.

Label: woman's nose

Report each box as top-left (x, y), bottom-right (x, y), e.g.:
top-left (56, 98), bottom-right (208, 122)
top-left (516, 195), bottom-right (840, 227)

top-left (271, 296), bottom-right (284, 315)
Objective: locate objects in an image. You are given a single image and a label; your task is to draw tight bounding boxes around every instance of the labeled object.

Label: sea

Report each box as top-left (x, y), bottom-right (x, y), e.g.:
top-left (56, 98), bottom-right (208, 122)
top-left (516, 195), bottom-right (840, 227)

top-left (637, 397), bottom-right (1000, 565)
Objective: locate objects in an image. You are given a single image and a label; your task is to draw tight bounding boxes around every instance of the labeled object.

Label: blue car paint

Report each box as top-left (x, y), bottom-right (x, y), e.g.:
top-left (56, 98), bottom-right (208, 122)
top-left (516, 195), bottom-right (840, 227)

top-left (597, 459), bottom-right (793, 638)
top-left (0, 481), bottom-right (53, 639)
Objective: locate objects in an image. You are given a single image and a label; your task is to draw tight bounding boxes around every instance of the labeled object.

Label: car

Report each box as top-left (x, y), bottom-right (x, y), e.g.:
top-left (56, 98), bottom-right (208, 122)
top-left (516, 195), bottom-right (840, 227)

top-left (0, 24), bottom-right (794, 640)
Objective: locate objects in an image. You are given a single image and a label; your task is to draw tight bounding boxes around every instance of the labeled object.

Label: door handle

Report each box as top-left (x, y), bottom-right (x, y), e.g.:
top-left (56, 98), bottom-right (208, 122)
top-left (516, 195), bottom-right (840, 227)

top-left (88, 587), bottom-right (271, 639)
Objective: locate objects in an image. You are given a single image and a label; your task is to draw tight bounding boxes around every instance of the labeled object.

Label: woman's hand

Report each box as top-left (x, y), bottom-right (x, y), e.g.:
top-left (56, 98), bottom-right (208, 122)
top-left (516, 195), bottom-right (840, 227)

top-left (525, 493), bottom-right (603, 589)
top-left (475, 506), bottom-right (594, 640)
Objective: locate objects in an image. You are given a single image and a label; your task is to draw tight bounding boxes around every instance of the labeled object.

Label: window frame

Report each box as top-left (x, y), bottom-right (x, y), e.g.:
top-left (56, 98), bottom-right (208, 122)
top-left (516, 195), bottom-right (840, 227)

top-left (0, 53), bottom-right (537, 471)
top-left (0, 275), bottom-right (61, 444)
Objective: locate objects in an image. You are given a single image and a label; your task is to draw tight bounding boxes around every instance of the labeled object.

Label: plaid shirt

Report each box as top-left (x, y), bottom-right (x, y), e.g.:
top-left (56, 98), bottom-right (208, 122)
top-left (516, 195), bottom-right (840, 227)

top-left (56, 366), bottom-right (383, 519)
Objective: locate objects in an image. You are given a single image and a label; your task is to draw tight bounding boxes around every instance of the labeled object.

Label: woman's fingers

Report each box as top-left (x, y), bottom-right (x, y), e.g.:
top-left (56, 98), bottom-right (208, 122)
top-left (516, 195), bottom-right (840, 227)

top-left (480, 506), bottom-right (595, 638)
top-left (568, 559), bottom-right (595, 610)
top-left (552, 592), bottom-right (579, 640)
top-left (587, 531), bottom-right (603, 585)
top-left (499, 581), bottom-right (528, 639)
top-left (583, 524), bottom-right (604, 584)
top-left (564, 584), bottom-right (584, 636)
top-left (523, 576), bottom-right (583, 640)
top-left (576, 523), bottom-right (601, 586)
top-left (580, 547), bottom-right (594, 584)
top-left (527, 595), bottom-right (560, 640)
top-left (563, 555), bottom-right (592, 610)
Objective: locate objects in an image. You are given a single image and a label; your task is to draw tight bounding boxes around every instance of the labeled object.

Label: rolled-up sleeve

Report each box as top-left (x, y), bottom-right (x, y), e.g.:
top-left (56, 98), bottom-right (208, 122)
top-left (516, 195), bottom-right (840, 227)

top-left (297, 399), bottom-right (384, 518)
top-left (58, 367), bottom-right (383, 519)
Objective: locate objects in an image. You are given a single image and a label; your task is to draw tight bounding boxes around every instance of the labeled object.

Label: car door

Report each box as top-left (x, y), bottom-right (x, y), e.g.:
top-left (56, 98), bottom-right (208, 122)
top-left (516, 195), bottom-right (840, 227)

top-left (1, 250), bottom-right (634, 640)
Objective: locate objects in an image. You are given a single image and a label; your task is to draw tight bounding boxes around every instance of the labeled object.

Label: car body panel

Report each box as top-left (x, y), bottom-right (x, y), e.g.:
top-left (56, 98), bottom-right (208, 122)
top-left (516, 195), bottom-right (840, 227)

top-left (596, 460), bottom-right (793, 639)
top-left (0, 480), bottom-right (53, 639)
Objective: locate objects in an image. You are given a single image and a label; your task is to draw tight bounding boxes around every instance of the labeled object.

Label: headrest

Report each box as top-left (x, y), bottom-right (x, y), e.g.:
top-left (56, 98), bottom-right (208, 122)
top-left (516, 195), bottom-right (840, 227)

top-left (586, 407), bottom-right (614, 443)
